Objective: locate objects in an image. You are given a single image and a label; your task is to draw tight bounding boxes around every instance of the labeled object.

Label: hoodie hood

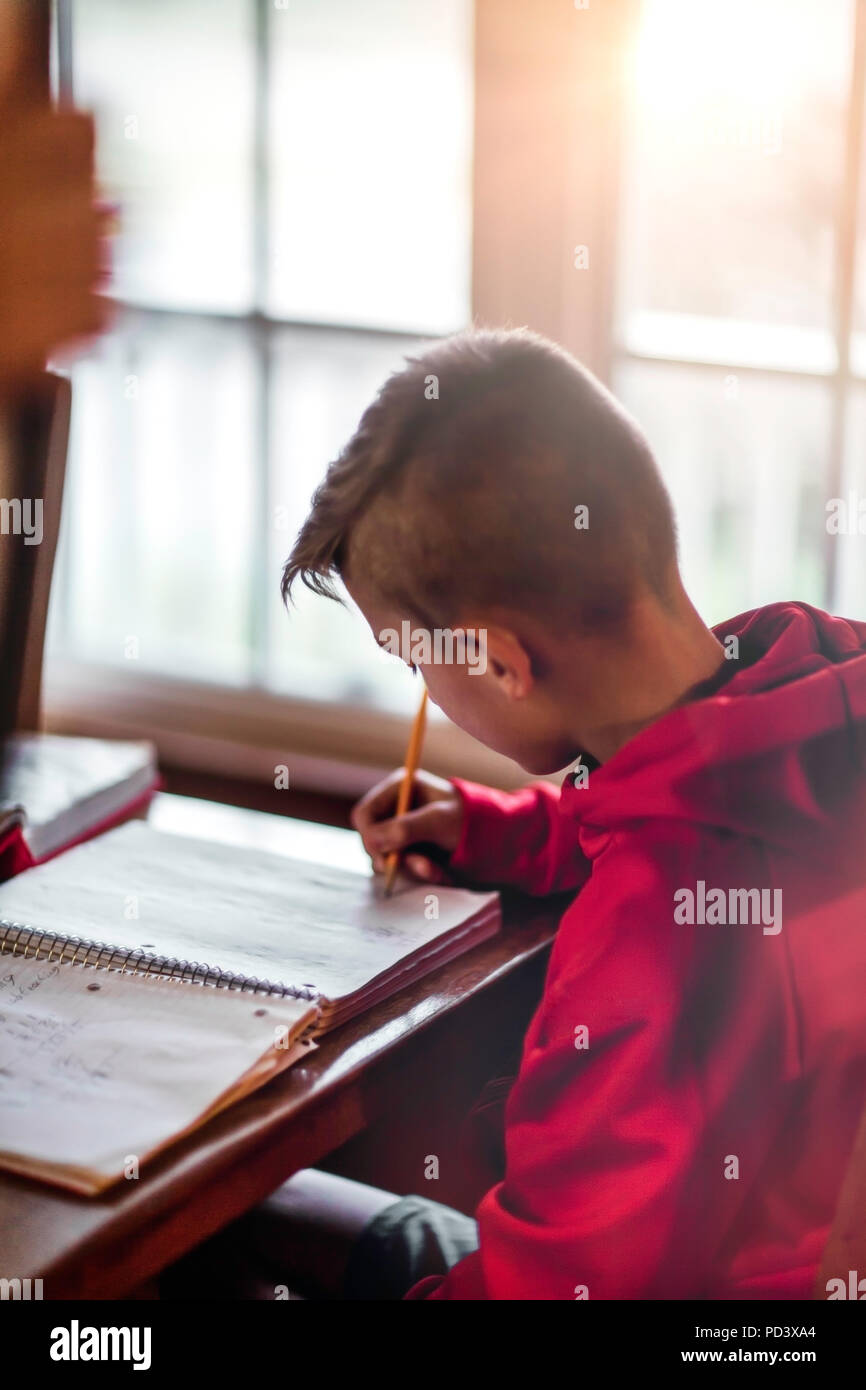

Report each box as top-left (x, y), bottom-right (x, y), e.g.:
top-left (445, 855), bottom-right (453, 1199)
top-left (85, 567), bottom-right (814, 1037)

top-left (563, 602), bottom-right (866, 852)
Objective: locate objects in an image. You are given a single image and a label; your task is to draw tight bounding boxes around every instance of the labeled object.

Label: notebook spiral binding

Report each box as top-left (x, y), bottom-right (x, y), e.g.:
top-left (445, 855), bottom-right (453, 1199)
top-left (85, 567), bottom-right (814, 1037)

top-left (0, 918), bottom-right (320, 1003)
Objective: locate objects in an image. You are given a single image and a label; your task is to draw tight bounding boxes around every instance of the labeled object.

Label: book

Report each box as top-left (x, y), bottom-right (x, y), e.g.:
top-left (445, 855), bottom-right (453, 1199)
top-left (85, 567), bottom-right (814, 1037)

top-left (0, 733), bottom-right (159, 872)
top-left (0, 819), bottom-right (500, 1192)
top-left (0, 951), bottom-right (317, 1195)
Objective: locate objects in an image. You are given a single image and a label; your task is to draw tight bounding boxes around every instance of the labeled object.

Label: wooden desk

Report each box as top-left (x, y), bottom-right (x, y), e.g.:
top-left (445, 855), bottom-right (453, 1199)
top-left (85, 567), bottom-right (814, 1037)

top-left (0, 794), bottom-right (562, 1299)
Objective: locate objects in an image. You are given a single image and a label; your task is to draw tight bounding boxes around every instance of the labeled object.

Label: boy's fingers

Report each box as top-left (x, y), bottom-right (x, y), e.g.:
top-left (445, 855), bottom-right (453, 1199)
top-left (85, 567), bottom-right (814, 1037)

top-left (367, 802), bottom-right (449, 854)
top-left (405, 855), bottom-right (450, 884)
top-left (369, 852), bottom-right (449, 883)
top-left (351, 768), bottom-right (439, 838)
top-left (350, 769), bottom-right (406, 834)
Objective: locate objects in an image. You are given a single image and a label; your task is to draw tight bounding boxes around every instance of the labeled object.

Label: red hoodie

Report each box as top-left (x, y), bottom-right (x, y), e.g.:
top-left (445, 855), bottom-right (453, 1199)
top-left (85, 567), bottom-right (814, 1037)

top-left (406, 602), bottom-right (866, 1300)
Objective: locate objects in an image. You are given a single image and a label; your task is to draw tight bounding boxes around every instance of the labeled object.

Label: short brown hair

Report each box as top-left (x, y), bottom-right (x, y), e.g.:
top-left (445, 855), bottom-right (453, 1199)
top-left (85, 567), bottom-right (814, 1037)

top-left (281, 328), bottom-right (677, 631)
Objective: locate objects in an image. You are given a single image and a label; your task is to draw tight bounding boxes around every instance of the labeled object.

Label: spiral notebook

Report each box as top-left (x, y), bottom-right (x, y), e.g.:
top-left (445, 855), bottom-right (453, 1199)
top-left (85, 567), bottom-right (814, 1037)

top-left (0, 819), bottom-right (502, 1032)
top-left (0, 950), bottom-right (318, 1196)
top-left (0, 820), bottom-right (500, 1193)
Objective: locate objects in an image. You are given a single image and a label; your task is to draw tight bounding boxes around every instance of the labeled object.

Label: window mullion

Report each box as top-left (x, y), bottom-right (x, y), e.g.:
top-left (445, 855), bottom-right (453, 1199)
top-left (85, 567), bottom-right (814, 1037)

top-left (826, 0), bottom-right (866, 607)
top-left (250, 0), bottom-right (272, 689)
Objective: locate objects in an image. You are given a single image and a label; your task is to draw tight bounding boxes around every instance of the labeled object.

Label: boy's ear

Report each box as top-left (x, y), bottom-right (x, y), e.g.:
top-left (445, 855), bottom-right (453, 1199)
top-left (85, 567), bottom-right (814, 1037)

top-left (454, 623), bottom-right (534, 699)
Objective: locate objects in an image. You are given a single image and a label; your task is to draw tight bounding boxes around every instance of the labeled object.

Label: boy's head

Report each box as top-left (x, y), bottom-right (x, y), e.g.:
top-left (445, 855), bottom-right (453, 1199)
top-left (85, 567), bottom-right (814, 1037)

top-left (283, 328), bottom-right (692, 773)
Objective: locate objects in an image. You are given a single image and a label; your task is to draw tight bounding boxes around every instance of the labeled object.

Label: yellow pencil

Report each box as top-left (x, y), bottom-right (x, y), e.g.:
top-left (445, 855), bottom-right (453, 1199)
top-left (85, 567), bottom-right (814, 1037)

top-left (383, 686), bottom-right (429, 897)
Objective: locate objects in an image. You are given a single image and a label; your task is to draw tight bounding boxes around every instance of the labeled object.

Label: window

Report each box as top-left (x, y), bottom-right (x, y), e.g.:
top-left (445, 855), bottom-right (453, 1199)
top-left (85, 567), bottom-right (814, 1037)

top-left (47, 1), bottom-right (866, 787)
top-left (613, 0), bottom-right (864, 624)
top-left (48, 0), bottom-right (473, 718)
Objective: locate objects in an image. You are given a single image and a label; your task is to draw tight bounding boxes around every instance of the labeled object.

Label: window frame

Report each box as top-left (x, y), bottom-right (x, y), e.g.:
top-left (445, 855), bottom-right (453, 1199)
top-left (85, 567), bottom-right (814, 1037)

top-left (48, 0), bottom-right (534, 791)
top-left (48, 0), bottom-right (862, 791)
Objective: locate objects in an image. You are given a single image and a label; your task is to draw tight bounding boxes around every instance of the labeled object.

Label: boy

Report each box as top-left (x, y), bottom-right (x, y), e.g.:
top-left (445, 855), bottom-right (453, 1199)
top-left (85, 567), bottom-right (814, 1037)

top-left (201, 329), bottom-right (866, 1300)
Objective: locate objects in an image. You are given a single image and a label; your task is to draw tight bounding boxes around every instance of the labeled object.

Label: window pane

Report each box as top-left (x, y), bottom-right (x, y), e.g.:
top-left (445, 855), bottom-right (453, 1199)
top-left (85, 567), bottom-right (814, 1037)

top-left (833, 391), bottom-right (866, 615)
top-left (267, 0), bottom-right (473, 332)
top-left (620, 0), bottom-right (851, 365)
top-left (847, 32), bottom-right (866, 376)
top-left (613, 363), bottom-right (830, 622)
top-left (73, 0), bottom-right (255, 313)
top-left (266, 327), bottom-right (422, 711)
top-left (53, 314), bottom-right (258, 682)
top-left (51, 320), bottom-right (426, 706)
top-left (55, 3), bottom-right (476, 709)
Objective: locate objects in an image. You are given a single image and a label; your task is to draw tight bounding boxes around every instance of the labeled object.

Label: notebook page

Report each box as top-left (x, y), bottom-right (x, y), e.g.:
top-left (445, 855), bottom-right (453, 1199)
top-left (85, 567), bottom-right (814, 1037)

top-left (0, 955), bottom-right (316, 1193)
top-left (0, 820), bottom-right (499, 1003)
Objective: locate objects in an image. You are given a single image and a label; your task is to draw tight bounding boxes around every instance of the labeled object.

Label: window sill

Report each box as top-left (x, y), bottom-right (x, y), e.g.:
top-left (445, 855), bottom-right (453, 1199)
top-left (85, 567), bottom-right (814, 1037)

top-left (43, 658), bottom-right (529, 798)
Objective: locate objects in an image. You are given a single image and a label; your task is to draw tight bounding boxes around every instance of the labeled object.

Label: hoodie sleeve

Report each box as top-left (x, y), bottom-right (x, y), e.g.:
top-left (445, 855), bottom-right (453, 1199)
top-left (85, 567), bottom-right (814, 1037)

top-left (447, 778), bottom-right (591, 896)
top-left (406, 829), bottom-right (791, 1300)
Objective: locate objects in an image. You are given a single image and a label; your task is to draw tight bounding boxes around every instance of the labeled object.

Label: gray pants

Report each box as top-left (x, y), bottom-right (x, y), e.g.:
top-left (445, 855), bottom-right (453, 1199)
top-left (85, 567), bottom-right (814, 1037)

top-left (343, 1194), bottom-right (479, 1299)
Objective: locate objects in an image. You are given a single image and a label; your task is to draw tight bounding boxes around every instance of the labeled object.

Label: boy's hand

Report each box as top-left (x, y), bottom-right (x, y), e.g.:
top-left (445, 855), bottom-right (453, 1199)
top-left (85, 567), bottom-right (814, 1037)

top-left (350, 769), bottom-right (464, 884)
